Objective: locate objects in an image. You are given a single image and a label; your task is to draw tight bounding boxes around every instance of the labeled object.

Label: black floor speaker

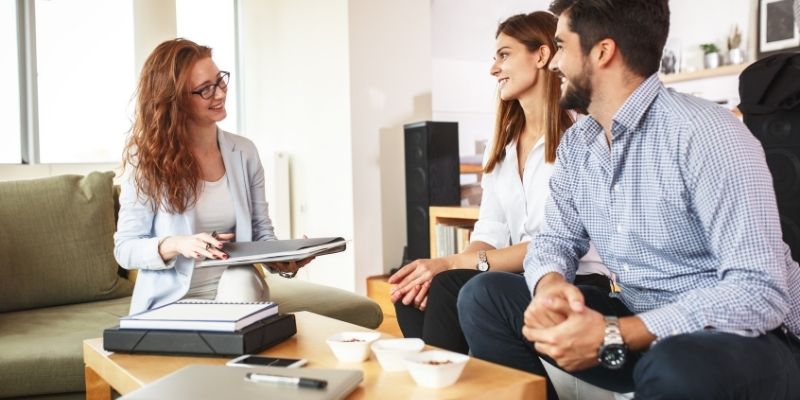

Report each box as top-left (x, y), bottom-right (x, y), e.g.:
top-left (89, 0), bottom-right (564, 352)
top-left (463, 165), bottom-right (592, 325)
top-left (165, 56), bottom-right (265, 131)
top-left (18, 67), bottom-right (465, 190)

top-left (404, 121), bottom-right (460, 261)
top-left (744, 109), bottom-right (800, 262)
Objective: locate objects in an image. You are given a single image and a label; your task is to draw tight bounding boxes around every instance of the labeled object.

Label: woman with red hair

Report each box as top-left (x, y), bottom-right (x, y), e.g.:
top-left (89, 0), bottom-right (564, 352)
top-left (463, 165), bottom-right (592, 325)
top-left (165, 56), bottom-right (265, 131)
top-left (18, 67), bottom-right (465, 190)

top-left (114, 38), bottom-right (309, 314)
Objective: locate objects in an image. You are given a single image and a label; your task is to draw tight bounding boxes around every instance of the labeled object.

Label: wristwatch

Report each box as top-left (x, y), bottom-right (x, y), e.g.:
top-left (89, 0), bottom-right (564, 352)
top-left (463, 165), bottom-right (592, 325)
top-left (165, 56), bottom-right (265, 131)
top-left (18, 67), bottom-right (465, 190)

top-left (597, 316), bottom-right (628, 369)
top-left (476, 250), bottom-right (490, 272)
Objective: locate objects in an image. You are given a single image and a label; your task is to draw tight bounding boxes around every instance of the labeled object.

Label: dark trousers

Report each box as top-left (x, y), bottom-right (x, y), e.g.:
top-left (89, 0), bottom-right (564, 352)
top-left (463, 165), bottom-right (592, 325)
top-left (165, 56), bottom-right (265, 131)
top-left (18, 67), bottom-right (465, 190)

top-left (457, 271), bottom-right (800, 400)
top-left (394, 269), bottom-right (481, 354)
top-left (394, 270), bottom-right (612, 355)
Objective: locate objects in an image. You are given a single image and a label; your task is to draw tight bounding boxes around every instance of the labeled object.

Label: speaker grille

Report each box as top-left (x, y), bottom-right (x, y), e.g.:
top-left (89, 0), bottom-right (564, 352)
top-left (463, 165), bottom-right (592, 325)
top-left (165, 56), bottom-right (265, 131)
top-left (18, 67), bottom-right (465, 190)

top-left (403, 121), bottom-right (460, 260)
top-left (744, 110), bottom-right (800, 261)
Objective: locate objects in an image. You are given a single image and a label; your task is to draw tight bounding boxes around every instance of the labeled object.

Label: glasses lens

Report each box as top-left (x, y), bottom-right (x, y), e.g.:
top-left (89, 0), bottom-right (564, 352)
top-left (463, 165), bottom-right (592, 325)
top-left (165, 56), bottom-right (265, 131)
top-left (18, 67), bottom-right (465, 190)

top-left (218, 72), bottom-right (230, 90)
top-left (193, 72), bottom-right (230, 99)
top-left (200, 86), bottom-right (214, 99)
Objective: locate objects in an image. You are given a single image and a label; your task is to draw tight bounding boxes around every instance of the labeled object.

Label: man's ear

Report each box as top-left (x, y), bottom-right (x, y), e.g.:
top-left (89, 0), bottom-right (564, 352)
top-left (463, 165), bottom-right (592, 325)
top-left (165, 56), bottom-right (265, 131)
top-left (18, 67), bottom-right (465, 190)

top-left (594, 38), bottom-right (617, 68)
top-left (537, 45), bottom-right (552, 69)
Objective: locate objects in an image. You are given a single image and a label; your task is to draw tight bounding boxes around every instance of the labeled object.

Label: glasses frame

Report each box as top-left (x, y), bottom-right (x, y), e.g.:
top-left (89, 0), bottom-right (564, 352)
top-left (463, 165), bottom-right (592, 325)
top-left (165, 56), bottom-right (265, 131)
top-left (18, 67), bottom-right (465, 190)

top-left (191, 71), bottom-right (230, 100)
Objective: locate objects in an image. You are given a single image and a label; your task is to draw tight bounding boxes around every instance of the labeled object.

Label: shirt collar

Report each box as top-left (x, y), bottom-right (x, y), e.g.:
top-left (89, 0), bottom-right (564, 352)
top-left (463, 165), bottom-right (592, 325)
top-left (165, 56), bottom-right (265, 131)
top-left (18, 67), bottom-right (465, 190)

top-left (612, 73), bottom-right (662, 133)
top-left (576, 73), bottom-right (663, 145)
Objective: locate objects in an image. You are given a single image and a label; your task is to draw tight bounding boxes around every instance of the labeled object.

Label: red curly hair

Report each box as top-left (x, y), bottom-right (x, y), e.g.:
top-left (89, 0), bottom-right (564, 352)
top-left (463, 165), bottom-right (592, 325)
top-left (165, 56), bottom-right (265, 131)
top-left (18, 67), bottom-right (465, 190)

top-left (122, 38), bottom-right (212, 214)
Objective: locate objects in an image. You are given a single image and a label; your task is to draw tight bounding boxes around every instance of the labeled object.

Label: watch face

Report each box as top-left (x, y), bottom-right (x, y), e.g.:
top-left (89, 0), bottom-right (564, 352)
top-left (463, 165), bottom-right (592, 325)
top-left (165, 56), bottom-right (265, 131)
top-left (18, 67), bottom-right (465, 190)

top-left (477, 261), bottom-right (489, 272)
top-left (598, 344), bottom-right (627, 370)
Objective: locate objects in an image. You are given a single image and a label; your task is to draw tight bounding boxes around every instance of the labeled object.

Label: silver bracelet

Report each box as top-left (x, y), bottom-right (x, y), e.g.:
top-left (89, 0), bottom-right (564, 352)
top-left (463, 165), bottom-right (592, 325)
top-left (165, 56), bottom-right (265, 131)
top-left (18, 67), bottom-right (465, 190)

top-left (279, 270), bottom-right (297, 279)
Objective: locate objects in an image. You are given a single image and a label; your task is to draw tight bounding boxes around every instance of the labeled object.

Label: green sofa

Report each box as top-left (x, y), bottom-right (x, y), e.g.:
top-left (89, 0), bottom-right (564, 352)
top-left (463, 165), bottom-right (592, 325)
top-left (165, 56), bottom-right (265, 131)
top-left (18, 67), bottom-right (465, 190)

top-left (0, 172), bottom-right (382, 399)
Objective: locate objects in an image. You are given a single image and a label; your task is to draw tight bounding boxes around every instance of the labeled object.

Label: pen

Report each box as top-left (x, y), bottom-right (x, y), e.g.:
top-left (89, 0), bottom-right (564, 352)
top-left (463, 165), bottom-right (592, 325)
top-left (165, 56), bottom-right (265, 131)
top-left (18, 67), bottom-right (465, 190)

top-left (245, 372), bottom-right (327, 389)
top-left (205, 231), bottom-right (217, 251)
top-left (205, 231), bottom-right (230, 257)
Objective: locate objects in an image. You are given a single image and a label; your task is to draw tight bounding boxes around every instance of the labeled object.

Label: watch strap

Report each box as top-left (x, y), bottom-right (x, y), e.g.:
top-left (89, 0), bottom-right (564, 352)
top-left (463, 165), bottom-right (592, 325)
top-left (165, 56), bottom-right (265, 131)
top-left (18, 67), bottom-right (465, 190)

top-left (476, 250), bottom-right (490, 271)
top-left (603, 316), bottom-right (624, 346)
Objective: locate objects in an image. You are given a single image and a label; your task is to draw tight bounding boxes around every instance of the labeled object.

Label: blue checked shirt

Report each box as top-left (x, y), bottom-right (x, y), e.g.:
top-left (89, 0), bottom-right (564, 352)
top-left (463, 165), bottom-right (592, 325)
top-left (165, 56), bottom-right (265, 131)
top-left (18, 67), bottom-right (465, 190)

top-left (524, 74), bottom-right (800, 340)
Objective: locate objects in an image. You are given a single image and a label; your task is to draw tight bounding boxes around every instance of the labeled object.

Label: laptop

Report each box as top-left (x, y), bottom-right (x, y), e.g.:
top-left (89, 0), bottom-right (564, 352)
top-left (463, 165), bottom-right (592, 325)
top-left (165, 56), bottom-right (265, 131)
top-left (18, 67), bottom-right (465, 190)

top-left (120, 364), bottom-right (363, 400)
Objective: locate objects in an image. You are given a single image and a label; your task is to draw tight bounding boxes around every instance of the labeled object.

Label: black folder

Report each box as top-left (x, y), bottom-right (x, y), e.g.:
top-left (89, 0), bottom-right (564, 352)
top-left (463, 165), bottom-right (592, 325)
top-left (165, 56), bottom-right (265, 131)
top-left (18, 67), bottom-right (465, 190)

top-left (103, 313), bottom-right (296, 356)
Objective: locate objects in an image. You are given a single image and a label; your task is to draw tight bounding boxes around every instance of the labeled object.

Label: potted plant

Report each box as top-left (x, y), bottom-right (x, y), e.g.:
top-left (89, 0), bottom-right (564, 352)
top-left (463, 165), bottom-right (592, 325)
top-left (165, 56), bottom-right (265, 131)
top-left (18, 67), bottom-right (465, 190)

top-left (727, 24), bottom-right (746, 65)
top-left (700, 43), bottom-right (721, 69)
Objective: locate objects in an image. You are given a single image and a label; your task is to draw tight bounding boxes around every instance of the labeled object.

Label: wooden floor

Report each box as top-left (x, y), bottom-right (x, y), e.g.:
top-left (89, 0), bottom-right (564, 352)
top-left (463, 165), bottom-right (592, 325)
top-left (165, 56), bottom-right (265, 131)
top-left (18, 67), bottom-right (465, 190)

top-left (367, 275), bottom-right (403, 337)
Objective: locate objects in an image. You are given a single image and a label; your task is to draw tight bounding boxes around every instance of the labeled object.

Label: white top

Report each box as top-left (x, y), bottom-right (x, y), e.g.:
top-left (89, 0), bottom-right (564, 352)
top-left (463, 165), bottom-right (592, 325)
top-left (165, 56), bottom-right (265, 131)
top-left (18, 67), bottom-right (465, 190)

top-left (187, 174), bottom-right (237, 299)
top-left (471, 137), bottom-right (608, 276)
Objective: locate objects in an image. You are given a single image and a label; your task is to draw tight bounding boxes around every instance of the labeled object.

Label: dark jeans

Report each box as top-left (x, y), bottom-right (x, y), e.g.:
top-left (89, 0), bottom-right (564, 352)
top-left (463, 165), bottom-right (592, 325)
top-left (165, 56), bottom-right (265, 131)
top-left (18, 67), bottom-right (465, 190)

top-left (394, 269), bottom-right (481, 354)
top-left (457, 271), bottom-right (800, 400)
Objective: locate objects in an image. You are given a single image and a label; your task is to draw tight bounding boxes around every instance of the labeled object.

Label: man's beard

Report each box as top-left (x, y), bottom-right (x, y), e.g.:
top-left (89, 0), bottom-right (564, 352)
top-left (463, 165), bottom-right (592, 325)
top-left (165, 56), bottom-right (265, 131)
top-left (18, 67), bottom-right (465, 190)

top-left (559, 68), bottom-right (593, 115)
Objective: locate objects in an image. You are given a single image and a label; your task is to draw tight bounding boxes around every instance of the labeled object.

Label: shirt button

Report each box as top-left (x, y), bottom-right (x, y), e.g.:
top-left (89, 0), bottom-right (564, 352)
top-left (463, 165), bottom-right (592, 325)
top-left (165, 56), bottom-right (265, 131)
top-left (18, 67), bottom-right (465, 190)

top-left (613, 184), bottom-right (620, 192)
top-left (623, 264), bottom-right (630, 272)
top-left (616, 225), bottom-right (623, 233)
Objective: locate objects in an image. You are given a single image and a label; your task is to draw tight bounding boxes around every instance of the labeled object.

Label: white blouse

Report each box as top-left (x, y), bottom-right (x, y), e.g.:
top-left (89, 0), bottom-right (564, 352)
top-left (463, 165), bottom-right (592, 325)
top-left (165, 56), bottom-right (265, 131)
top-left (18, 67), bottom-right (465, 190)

top-left (470, 137), bottom-right (608, 276)
top-left (186, 174), bottom-right (237, 299)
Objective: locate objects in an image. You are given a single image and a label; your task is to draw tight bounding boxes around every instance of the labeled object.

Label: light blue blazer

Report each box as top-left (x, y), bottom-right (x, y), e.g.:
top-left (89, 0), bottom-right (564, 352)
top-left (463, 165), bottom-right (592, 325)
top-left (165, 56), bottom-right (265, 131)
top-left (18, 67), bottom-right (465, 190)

top-left (114, 129), bottom-right (276, 315)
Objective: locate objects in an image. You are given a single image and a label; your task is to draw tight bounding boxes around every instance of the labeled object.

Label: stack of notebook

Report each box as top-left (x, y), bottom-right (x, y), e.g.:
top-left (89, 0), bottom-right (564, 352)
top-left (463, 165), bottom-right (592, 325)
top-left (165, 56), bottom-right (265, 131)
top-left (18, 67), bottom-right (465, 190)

top-left (104, 300), bottom-right (296, 356)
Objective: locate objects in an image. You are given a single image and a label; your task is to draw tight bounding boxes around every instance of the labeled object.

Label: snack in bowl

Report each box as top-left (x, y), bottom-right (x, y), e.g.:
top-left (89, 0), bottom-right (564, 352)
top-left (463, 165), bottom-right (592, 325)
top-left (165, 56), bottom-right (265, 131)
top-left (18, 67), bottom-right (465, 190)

top-left (325, 331), bottom-right (381, 362)
top-left (404, 350), bottom-right (470, 388)
top-left (370, 338), bottom-right (425, 372)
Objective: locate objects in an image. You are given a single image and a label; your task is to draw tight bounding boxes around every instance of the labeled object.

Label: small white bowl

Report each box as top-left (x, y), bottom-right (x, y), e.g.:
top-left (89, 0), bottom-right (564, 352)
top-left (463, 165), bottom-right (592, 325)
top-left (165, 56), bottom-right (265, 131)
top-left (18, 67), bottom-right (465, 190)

top-left (404, 350), bottom-right (470, 388)
top-left (325, 331), bottom-right (382, 362)
top-left (370, 338), bottom-right (425, 371)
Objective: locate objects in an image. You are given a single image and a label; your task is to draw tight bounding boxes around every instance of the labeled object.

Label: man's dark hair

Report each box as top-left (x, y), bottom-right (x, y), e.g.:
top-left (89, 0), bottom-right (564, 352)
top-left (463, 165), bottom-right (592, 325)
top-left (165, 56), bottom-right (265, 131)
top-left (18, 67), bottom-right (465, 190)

top-left (549, 0), bottom-right (670, 77)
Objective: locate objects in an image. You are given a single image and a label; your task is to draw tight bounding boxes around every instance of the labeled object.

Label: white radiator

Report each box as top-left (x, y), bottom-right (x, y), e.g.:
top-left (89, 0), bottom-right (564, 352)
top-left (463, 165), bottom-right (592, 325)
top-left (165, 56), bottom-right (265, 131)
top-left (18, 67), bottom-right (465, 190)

top-left (267, 151), bottom-right (292, 239)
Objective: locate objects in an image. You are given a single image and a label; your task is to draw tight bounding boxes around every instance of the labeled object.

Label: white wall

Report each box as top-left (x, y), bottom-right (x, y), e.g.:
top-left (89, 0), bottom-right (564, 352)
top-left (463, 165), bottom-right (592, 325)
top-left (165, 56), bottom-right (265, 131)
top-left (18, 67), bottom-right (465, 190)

top-left (238, 0), bottom-right (356, 290)
top-left (348, 0), bottom-right (432, 292)
top-left (238, 0), bottom-right (432, 293)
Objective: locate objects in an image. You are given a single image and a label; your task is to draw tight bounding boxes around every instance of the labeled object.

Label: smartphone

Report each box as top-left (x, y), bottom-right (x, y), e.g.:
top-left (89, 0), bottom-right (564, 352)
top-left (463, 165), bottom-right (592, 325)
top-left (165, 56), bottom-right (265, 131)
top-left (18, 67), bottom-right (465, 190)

top-left (226, 355), bottom-right (308, 368)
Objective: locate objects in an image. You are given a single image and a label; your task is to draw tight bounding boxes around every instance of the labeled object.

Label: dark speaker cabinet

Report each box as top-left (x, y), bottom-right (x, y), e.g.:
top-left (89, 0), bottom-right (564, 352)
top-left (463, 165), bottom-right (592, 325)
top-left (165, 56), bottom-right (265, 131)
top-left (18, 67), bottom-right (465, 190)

top-left (403, 121), bottom-right (460, 261)
top-left (744, 109), bottom-right (800, 261)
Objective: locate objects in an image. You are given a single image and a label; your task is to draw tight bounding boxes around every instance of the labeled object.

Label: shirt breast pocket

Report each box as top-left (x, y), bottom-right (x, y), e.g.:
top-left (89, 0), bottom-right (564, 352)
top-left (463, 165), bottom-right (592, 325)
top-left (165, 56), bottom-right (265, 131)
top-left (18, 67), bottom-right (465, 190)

top-left (635, 185), bottom-right (701, 251)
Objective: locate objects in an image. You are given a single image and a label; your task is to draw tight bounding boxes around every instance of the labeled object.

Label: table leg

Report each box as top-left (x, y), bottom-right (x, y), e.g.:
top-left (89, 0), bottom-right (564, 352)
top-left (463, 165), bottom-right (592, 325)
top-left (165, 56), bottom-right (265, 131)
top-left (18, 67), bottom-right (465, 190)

top-left (84, 365), bottom-right (112, 400)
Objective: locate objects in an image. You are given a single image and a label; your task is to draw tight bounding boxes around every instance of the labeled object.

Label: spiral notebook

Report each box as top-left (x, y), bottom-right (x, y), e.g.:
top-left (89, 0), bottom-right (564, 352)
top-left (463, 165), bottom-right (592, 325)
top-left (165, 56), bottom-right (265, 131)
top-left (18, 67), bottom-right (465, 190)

top-left (119, 300), bottom-right (278, 332)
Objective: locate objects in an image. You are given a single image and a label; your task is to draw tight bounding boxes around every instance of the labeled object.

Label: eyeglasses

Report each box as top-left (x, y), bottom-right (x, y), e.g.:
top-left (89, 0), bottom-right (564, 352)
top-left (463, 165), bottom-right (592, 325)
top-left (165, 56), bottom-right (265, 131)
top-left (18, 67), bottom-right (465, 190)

top-left (191, 71), bottom-right (230, 99)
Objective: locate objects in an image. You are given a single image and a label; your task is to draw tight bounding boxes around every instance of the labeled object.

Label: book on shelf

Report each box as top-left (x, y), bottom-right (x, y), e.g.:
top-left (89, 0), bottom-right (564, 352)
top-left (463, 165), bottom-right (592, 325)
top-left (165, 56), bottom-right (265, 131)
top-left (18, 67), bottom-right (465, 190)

top-left (197, 237), bottom-right (348, 268)
top-left (119, 300), bottom-right (278, 332)
top-left (435, 223), bottom-right (473, 257)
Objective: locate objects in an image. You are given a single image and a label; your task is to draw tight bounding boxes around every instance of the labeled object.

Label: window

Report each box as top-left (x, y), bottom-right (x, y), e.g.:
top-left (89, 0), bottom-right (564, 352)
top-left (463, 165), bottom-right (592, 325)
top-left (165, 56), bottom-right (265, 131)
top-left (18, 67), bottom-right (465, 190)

top-left (34, 0), bottom-right (135, 163)
top-left (176, 0), bottom-right (239, 134)
top-left (7, 0), bottom-right (241, 165)
top-left (0, 1), bottom-right (21, 164)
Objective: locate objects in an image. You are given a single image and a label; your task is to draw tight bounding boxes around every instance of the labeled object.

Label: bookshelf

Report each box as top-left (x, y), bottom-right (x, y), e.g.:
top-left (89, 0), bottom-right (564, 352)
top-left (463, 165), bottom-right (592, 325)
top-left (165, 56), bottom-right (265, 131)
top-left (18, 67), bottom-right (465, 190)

top-left (659, 62), bottom-right (750, 84)
top-left (429, 206), bottom-right (480, 257)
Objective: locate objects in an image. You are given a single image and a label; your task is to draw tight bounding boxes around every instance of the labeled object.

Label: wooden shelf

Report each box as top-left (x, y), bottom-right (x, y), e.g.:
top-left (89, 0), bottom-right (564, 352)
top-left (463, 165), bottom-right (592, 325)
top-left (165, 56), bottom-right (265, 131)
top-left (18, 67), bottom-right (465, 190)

top-left (460, 163), bottom-right (483, 174)
top-left (429, 206), bottom-right (480, 257)
top-left (366, 275), bottom-right (402, 337)
top-left (660, 62), bottom-right (751, 84)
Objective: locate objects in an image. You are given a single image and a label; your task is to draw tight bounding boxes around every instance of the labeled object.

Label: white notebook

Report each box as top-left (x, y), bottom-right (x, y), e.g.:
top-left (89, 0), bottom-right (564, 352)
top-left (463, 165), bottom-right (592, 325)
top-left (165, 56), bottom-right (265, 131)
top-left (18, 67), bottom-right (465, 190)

top-left (119, 300), bottom-right (278, 332)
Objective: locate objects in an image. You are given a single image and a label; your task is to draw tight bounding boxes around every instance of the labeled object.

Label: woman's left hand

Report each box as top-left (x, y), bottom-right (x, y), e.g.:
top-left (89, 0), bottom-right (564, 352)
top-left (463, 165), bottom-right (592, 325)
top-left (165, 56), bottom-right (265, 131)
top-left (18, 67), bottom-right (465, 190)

top-left (266, 257), bottom-right (315, 276)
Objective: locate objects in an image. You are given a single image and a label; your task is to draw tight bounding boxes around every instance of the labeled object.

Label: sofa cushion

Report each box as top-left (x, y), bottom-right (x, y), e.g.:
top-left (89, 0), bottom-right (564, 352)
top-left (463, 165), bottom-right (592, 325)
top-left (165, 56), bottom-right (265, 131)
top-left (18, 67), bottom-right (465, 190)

top-left (0, 296), bottom-right (131, 398)
top-left (0, 172), bottom-right (133, 312)
top-left (266, 274), bottom-right (383, 329)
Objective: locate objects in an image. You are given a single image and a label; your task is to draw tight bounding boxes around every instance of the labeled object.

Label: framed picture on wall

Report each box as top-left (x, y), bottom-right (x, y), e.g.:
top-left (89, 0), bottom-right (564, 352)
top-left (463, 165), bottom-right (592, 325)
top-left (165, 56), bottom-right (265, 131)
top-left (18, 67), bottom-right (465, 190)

top-left (757, 0), bottom-right (800, 59)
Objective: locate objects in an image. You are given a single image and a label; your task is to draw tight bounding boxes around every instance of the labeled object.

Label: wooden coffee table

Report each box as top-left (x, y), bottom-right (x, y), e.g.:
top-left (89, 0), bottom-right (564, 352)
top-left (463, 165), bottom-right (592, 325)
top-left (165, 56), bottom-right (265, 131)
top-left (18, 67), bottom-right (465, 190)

top-left (84, 311), bottom-right (545, 399)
